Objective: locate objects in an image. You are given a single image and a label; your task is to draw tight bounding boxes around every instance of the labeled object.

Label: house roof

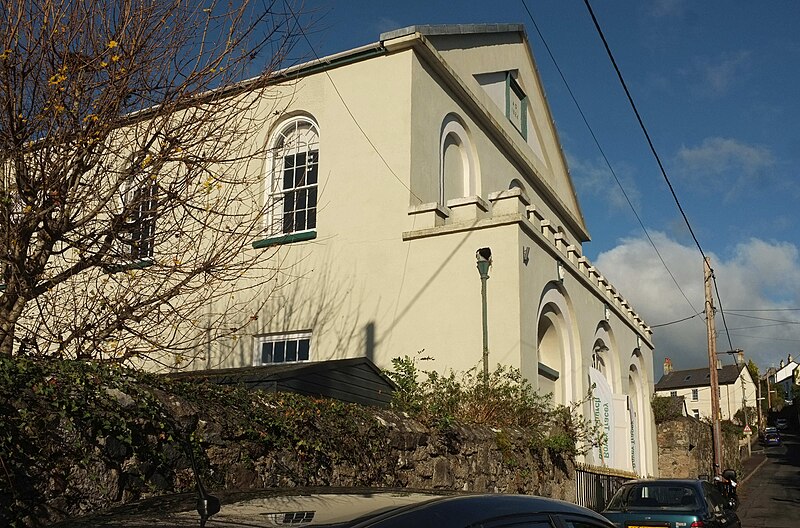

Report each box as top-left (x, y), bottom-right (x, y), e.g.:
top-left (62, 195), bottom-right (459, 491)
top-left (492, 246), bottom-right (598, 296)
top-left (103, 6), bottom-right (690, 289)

top-left (655, 364), bottom-right (744, 391)
top-left (167, 357), bottom-right (397, 408)
top-left (775, 361), bottom-right (798, 383)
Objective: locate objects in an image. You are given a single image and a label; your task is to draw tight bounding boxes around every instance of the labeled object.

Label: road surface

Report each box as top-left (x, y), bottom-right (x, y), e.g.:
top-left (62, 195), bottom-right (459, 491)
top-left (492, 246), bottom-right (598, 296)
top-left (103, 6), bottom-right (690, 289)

top-left (738, 431), bottom-right (800, 527)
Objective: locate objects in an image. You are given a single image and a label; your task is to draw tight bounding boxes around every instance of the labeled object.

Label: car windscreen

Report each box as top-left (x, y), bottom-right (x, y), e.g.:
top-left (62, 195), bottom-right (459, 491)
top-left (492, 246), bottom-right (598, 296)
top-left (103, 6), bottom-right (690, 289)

top-left (606, 483), bottom-right (699, 511)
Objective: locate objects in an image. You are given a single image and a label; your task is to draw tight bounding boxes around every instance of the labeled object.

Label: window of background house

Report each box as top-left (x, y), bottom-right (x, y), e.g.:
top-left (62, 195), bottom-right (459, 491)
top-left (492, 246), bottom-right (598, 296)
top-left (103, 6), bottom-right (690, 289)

top-left (692, 409), bottom-right (700, 419)
top-left (692, 388), bottom-right (699, 401)
top-left (267, 117), bottom-right (319, 236)
top-left (255, 332), bottom-right (311, 365)
top-left (670, 391), bottom-right (677, 397)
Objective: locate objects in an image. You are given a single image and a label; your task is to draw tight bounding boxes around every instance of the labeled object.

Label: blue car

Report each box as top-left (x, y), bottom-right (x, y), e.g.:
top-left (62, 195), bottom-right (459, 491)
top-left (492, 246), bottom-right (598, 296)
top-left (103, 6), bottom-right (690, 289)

top-left (602, 479), bottom-right (740, 528)
top-left (763, 431), bottom-right (782, 446)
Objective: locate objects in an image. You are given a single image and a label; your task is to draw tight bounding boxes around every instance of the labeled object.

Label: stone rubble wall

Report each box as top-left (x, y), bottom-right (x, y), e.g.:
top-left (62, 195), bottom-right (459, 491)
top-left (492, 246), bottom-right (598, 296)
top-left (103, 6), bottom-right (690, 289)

top-left (16, 387), bottom-right (576, 526)
top-left (657, 417), bottom-right (743, 478)
top-left (206, 414), bottom-right (577, 500)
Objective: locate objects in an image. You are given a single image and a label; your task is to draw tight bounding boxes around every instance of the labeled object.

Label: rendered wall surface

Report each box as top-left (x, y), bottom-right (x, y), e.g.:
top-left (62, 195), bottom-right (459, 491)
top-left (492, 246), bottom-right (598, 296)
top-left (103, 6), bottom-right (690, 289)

top-left (165, 27), bottom-right (659, 477)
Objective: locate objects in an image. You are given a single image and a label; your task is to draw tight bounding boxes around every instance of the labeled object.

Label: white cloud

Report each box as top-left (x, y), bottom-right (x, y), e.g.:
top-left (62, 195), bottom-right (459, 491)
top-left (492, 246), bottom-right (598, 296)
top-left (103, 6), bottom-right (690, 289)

top-left (675, 137), bottom-right (776, 201)
top-left (594, 233), bottom-right (800, 375)
top-left (677, 137), bottom-right (774, 177)
top-left (698, 50), bottom-right (752, 95)
top-left (647, 0), bottom-right (686, 18)
top-left (568, 154), bottom-right (642, 213)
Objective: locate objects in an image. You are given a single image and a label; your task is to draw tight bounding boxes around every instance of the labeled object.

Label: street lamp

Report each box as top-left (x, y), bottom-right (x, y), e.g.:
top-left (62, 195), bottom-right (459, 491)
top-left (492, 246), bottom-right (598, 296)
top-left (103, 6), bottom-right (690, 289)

top-left (476, 247), bottom-right (492, 381)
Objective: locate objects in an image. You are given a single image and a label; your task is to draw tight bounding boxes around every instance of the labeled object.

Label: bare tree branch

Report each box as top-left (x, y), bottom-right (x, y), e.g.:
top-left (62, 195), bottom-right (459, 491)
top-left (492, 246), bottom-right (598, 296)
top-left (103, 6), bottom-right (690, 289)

top-left (0, 0), bottom-right (307, 361)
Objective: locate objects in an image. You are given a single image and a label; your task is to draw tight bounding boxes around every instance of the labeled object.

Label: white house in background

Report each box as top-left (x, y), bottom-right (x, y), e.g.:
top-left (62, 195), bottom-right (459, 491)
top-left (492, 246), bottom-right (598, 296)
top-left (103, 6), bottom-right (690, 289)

top-left (773, 355), bottom-right (799, 403)
top-left (654, 359), bottom-right (757, 422)
top-left (171, 24), bottom-right (657, 476)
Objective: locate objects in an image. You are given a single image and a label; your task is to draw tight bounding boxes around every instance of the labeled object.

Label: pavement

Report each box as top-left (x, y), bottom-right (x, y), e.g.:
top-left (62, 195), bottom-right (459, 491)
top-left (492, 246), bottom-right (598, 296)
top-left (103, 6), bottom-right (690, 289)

top-left (739, 451), bottom-right (768, 486)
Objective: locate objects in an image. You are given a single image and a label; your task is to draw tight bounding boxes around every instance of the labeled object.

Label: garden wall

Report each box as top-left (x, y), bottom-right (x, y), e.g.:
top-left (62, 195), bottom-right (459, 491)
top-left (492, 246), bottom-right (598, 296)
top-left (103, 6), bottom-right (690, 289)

top-left (657, 416), bottom-right (743, 478)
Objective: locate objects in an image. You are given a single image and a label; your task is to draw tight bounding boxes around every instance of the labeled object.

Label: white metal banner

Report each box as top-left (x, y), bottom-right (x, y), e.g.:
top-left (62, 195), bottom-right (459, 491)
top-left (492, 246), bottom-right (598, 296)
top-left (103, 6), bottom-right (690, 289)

top-left (589, 367), bottom-right (614, 466)
top-left (629, 402), bottom-right (639, 474)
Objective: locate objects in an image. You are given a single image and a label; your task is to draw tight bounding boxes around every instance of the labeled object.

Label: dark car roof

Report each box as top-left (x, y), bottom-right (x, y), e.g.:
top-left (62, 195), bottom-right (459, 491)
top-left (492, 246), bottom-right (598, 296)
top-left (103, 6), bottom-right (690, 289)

top-left (55, 487), bottom-right (613, 527)
top-left (621, 479), bottom-right (704, 485)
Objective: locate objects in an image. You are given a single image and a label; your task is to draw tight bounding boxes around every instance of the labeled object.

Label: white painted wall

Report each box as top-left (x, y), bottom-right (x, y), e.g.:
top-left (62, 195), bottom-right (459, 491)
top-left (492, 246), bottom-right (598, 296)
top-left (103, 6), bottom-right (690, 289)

top-left (169, 28), bottom-right (658, 477)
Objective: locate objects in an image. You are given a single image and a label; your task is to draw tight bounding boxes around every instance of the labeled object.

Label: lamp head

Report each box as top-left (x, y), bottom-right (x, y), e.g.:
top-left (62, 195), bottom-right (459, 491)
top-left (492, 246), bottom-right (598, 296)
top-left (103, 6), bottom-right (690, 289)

top-left (476, 247), bottom-right (492, 279)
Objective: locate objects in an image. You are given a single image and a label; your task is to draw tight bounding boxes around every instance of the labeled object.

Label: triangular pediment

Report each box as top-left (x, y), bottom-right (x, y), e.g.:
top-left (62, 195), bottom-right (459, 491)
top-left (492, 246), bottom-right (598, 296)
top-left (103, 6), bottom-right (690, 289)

top-left (387, 24), bottom-right (588, 240)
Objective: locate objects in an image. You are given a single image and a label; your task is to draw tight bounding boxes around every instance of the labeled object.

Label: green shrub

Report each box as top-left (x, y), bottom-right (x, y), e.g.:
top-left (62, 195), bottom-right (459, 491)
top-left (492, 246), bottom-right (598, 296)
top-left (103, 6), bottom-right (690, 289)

top-left (651, 395), bottom-right (684, 424)
top-left (385, 353), bottom-right (602, 456)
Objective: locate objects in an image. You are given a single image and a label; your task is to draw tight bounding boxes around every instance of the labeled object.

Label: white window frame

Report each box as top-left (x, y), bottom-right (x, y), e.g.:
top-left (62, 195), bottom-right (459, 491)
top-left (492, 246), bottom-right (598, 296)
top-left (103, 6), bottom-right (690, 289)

top-left (254, 331), bottom-right (311, 366)
top-left (265, 117), bottom-right (319, 237)
top-left (691, 388), bottom-right (699, 401)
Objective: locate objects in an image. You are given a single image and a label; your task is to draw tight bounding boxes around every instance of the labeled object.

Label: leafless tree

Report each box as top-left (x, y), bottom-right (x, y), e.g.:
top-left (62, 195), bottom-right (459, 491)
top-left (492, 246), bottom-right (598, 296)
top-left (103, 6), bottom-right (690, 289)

top-left (0, 0), bottom-right (306, 362)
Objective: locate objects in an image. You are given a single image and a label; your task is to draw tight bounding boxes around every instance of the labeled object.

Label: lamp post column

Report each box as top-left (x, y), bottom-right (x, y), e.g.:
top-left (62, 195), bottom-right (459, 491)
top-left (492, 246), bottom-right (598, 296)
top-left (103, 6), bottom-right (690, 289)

top-left (476, 248), bottom-right (492, 382)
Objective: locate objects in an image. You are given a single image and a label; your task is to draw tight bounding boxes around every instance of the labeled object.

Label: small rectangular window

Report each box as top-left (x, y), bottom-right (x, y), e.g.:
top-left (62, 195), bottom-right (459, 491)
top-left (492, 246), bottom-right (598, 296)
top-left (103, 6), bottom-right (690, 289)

top-left (506, 73), bottom-right (527, 139)
top-left (124, 178), bottom-right (157, 260)
top-left (692, 409), bottom-right (700, 419)
top-left (255, 332), bottom-right (311, 365)
top-left (692, 388), bottom-right (699, 401)
top-left (670, 391), bottom-right (678, 397)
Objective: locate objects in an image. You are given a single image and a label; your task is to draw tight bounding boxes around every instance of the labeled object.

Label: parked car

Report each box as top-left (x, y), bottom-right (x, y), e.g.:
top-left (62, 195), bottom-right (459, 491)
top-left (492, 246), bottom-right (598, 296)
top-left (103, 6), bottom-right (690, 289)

top-left (763, 431), bottom-right (782, 446)
top-left (601, 479), bottom-right (741, 528)
top-left (775, 417), bottom-right (789, 430)
top-left (56, 487), bottom-right (617, 528)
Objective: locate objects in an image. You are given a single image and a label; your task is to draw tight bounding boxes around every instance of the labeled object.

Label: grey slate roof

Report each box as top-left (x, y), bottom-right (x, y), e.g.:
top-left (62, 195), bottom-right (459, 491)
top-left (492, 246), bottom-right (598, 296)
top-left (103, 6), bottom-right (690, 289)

top-left (654, 364), bottom-right (743, 391)
top-left (380, 24), bottom-right (525, 42)
top-left (167, 357), bottom-right (396, 408)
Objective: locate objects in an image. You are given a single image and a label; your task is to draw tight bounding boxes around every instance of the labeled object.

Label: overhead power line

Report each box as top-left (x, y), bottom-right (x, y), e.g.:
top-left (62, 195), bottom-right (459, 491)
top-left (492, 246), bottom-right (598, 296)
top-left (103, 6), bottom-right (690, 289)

top-left (580, 0), bottom-right (736, 350)
top-left (727, 308), bottom-right (800, 312)
top-left (519, 0), bottom-right (700, 319)
top-left (651, 312), bottom-right (704, 328)
top-left (725, 312), bottom-right (800, 325)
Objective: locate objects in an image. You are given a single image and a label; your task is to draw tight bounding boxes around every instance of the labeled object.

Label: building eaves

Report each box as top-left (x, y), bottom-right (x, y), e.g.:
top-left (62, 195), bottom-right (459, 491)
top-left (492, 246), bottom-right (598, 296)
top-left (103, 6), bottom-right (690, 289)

top-left (775, 361), bottom-right (798, 382)
top-left (380, 23), bottom-right (525, 41)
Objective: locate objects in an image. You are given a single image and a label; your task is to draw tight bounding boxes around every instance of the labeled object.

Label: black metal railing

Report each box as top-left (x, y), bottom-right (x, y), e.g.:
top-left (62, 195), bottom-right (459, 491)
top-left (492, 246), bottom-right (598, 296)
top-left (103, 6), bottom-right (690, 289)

top-left (574, 463), bottom-right (637, 512)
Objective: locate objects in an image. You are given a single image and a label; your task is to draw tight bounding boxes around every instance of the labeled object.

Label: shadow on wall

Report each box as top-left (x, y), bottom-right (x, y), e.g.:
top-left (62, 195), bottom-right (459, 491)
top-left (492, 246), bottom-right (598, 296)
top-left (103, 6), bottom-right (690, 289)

top-left (185, 250), bottom-right (373, 370)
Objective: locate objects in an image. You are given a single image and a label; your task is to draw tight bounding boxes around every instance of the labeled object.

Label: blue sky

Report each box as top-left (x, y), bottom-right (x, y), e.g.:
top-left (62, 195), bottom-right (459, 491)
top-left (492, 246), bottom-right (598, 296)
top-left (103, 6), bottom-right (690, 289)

top-left (295, 1), bottom-right (800, 375)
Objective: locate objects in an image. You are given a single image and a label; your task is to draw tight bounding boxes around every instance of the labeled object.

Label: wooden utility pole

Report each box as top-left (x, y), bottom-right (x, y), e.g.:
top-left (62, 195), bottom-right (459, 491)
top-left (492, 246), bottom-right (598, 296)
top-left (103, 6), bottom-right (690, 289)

top-left (705, 257), bottom-right (723, 477)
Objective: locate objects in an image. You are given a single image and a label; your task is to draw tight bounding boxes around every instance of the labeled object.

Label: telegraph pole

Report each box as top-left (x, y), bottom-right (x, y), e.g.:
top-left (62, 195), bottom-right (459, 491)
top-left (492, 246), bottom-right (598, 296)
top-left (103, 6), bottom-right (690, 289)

top-left (705, 257), bottom-right (723, 477)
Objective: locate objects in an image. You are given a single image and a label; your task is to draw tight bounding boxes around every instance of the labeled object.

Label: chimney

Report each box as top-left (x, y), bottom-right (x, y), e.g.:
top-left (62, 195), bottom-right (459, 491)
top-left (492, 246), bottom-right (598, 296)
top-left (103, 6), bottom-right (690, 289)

top-left (789, 354), bottom-right (794, 364)
top-left (738, 350), bottom-right (745, 366)
top-left (664, 357), bottom-right (673, 375)
top-left (781, 359), bottom-right (785, 369)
